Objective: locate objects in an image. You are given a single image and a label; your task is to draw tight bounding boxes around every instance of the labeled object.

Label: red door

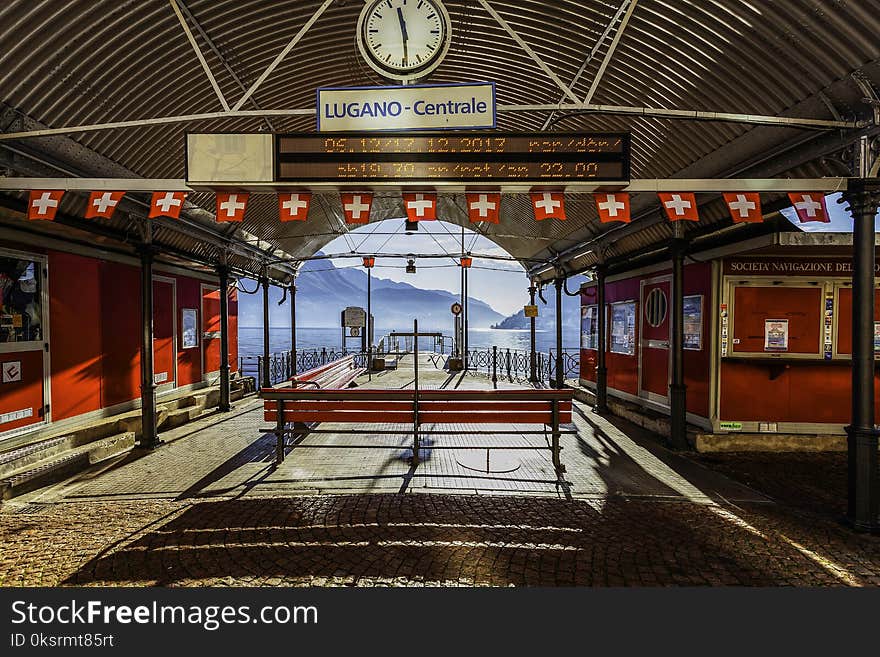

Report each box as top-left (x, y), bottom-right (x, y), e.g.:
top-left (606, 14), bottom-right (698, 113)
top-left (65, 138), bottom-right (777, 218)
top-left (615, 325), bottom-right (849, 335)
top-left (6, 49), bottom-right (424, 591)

top-left (152, 279), bottom-right (175, 388)
top-left (202, 285), bottom-right (221, 376)
top-left (640, 279), bottom-right (671, 401)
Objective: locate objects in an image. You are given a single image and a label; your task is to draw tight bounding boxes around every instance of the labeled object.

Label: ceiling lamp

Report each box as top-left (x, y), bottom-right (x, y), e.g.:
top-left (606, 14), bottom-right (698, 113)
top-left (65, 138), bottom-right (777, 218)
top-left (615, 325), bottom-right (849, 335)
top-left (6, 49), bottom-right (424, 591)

top-left (362, 256), bottom-right (375, 268)
top-left (460, 256), bottom-right (473, 268)
top-left (405, 219), bottom-right (419, 234)
top-left (405, 259), bottom-right (416, 274)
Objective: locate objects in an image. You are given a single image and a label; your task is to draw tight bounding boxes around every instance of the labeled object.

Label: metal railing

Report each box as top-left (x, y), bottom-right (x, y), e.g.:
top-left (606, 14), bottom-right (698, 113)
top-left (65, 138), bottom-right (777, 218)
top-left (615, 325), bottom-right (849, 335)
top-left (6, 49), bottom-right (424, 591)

top-left (239, 349), bottom-right (368, 387)
top-left (465, 347), bottom-right (580, 386)
top-left (240, 345), bottom-right (579, 388)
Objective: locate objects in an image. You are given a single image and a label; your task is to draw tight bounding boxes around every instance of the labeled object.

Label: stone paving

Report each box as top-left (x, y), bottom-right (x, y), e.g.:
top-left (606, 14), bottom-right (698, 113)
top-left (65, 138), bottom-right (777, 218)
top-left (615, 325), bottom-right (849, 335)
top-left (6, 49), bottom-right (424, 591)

top-left (1, 356), bottom-right (879, 587)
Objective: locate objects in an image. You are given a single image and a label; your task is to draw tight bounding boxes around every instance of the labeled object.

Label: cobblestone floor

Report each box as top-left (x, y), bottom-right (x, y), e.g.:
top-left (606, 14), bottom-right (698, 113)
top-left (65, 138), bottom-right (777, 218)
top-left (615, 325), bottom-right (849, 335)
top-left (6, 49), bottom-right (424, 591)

top-left (1, 359), bottom-right (878, 587)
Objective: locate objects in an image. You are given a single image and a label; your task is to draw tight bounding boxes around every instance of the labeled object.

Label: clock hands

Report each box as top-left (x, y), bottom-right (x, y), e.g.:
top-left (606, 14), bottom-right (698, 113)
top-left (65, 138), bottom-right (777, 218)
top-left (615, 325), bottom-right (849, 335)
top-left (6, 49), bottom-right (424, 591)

top-left (396, 7), bottom-right (409, 66)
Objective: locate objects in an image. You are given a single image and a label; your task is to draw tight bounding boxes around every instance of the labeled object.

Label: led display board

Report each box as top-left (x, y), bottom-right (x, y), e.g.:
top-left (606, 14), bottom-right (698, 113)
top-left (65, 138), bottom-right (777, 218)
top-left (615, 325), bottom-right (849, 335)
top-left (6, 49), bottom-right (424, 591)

top-left (275, 132), bottom-right (630, 183)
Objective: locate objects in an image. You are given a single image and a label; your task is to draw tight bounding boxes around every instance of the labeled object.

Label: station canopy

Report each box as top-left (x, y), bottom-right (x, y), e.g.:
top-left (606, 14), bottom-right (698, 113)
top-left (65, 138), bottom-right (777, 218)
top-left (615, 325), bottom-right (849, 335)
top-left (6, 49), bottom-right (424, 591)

top-left (1, 0), bottom-right (879, 283)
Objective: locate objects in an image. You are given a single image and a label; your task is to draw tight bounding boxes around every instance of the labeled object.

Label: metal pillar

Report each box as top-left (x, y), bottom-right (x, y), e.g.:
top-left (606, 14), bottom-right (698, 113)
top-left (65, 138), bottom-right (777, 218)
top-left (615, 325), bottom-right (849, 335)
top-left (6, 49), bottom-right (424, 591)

top-left (462, 265), bottom-right (470, 370)
top-left (217, 265), bottom-right (231, 412)
top-left (595, 264), bottom-right (609, 413)
top-left (261, 275), bottom-right (271, 389)
top-left (844, 178), bottom-right (880, 531)
top-left (669, 227), bottom-right (689, 450)
top-left (529, 283), bottom-right (538, 383)
top-left (290, 282), bottom-right (297, 377)
top-left (367, 267), bottom-right (372, 377)
top-left (555, 277), bottom-right (564, 389)
top-left (139, 244), bottom-right (159, 448)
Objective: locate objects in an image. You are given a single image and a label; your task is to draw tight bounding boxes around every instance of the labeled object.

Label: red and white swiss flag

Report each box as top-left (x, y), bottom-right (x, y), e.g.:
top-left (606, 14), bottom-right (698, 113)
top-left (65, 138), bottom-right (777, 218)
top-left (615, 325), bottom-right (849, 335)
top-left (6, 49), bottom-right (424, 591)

top-left (278, 193), bottom-right (310, 222)
top-left (593, 192), bottom-right (630, 223)
top-left (403, 192), bottom-right (437, 221)
top-left (530, 192), bottom-right (566, 221)
top-left (342, 193), bottom-right (373, 225)
top-left (466, 193), bottom-right (501, 224)
top-left (84, 191), bottom-right (125, 219)
top-left (148, 191), bottom-right (186, 219)
top-left (723, 193), bottom-right (763, 223)
top-left (788, 192), bottom-right (829, 223)
top-left (216, 193), bottom-right (249, 223)
top-left (659, 192), bottom-right (699, 222)
top-left (27, 190), bottom-right (64, 221)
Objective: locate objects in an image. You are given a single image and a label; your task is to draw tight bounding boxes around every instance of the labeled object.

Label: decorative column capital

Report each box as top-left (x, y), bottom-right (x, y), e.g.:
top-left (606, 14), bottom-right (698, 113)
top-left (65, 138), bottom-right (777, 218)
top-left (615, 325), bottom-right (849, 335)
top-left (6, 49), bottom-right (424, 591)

top-left (841, 178), bottom-right (880, 218)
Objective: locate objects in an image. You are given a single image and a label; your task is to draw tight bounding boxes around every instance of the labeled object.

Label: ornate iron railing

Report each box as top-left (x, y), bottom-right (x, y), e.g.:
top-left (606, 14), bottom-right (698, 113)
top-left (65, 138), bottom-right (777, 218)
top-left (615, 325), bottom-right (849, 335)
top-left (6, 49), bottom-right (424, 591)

top-left (465, 347), bottom-right (580, 386)
top-left (239, 349), bottom-right (367, 387)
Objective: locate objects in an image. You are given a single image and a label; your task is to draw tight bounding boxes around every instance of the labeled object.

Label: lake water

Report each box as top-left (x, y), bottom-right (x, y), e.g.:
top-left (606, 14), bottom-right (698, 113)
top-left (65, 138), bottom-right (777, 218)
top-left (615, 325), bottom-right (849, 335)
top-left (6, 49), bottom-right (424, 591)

top-left (239, 326), bottom-right (580, 358)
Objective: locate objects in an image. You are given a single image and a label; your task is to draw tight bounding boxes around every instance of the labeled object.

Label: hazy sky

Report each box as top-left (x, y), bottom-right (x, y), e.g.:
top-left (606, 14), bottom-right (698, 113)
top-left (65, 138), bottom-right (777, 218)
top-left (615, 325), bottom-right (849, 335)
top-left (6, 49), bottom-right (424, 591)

top-left (309, 219), bottom-right (542, 316)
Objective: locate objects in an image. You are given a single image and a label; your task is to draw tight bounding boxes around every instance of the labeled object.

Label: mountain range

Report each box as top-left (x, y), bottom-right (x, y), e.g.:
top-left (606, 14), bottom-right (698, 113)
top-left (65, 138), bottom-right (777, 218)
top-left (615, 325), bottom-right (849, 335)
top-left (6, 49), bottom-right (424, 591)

top-left (238, 257), bottom-right (505, 329)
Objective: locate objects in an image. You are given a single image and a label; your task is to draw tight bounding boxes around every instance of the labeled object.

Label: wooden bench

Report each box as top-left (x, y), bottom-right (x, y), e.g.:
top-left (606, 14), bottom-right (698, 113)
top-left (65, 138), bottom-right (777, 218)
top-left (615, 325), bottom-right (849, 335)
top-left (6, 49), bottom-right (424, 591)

top-left (261, 388), bottom-right (574, 481)
top-left (280, 354), bottom-right (366, 391)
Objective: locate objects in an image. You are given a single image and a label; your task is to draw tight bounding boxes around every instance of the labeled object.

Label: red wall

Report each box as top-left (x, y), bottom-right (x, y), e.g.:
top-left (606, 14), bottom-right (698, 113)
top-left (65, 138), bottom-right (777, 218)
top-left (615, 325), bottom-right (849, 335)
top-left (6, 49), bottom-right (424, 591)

top-left (579, 262), bottom-right (712, 418)
top-left (173, 274), bottom-right (202, 387)
top-left (48, 252), bottom-right (104, 421)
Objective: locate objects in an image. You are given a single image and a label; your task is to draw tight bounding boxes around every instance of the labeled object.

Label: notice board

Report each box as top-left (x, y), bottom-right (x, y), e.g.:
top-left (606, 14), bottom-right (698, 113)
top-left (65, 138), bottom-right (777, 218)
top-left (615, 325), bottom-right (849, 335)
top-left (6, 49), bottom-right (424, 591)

top-left (732, 286), bottom-right (821, 355)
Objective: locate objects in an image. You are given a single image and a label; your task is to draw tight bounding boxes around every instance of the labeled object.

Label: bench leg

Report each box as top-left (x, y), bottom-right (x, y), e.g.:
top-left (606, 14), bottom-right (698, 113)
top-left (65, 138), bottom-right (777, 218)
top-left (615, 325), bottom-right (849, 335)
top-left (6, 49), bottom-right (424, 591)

top-left (275, 400), bottom-right (285, 466)
top-left (551, 400), bottom-right (565, 481)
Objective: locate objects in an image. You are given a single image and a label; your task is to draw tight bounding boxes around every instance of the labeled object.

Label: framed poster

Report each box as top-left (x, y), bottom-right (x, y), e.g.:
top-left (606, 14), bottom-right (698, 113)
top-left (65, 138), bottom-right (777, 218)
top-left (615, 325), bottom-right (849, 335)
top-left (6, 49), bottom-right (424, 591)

top-left (610, 301), bottom-right (636, 355)
top-left (683, 295), bottom-right (703, 351)
top-left (181, 308), bottom-right (198, 349)
top-left (581, 305), bottom-right (598, 350)
top-left (874, 321), bottom-right (880, 356)
top-left (764, 319), bottom-right (789, 352)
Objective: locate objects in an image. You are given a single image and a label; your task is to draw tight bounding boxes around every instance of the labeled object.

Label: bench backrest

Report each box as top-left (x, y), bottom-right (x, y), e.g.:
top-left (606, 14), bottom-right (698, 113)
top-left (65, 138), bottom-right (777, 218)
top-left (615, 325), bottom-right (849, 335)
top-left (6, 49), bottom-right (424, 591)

top-left (263, 388), bottom-right (574, 425)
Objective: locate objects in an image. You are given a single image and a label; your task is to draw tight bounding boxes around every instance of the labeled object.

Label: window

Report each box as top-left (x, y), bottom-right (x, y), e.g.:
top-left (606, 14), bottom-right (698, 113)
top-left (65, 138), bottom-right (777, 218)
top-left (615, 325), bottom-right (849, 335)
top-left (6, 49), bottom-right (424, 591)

top-left (581, 305), bottom-right (598, 350)
top-left (644, 287), bottom-right (667, 328)
top-left (610, 301), bottom-right (636, 355)
top-left (0, 255), bottom-right (43, 345)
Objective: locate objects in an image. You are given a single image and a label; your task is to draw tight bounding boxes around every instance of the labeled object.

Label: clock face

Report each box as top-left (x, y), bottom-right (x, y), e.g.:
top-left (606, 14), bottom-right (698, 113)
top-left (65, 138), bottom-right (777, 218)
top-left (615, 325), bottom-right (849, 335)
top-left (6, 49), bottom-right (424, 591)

top-left (357, 0), bottom-right (452, 81)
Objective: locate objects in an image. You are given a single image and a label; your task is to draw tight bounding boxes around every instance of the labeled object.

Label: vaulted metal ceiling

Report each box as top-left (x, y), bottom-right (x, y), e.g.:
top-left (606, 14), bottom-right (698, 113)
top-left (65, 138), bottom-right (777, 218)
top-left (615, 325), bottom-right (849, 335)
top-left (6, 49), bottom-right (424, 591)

top-left (0, 0), bottom-right (878, 282)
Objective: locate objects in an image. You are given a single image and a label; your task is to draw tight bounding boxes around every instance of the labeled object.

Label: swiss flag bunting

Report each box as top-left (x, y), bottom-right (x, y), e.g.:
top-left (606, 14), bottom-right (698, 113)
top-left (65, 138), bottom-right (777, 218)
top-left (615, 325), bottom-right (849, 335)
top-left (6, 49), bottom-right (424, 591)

top-left (593, 193), bottom-right (630, 223)
top-left (466, 192), bottom-right (501, 224)
top-left (278, 193), bottom-right (310, 222)
top-left (403, 192), bottom-right (437, 221)
top-left (788, 192), bottom-right (829, 223)
top-left (342, 193), bottom-right (373, 224)
top-left (530, 192), bottom-right (566, 221)
top-left (659, 192), bottom-right (699, 222)
top-left (27, 190), bottom-right (64, 221)
top-left (84, 191), bottom-right (125, 219)
top-left (149, 192), bottom-right (186, 219)
top-left (216, 193), bottom-right (249, 223)
top-left (723, 193), bottom-right (763, 223)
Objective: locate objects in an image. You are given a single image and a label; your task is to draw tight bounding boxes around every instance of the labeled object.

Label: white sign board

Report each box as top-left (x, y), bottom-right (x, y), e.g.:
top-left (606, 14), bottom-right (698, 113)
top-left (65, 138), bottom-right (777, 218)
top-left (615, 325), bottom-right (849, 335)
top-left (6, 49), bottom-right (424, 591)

top-left (2, 360), bottom-right (21, 383)
top-left (343, 307), bottom-right (367, 328)
top-left (317, 82), bottom-right (496, 132)
top-left (186, 133), bottom-right (274, 182)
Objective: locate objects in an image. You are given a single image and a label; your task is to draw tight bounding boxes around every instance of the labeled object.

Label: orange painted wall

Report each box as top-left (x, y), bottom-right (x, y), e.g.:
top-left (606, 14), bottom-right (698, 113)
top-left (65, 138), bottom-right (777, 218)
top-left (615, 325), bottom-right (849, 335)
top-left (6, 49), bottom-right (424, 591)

top-left (99, 260), bottom-right (142, 408)
top-left (174, 275), bottom-right (202, 387)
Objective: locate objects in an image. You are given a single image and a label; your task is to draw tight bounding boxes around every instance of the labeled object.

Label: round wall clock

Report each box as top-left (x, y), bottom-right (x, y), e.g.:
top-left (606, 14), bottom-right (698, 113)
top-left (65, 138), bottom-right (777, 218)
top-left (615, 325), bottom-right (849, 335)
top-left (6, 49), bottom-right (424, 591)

top-left (356, 0), bottom-right (453, 83)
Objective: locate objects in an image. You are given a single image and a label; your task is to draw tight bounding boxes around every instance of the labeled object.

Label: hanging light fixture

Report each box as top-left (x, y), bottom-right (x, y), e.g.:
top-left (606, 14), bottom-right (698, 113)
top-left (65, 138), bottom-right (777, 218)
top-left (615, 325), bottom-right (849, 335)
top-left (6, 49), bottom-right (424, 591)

top-left (406, 258), bottom-right (416, 274)
top-left (460, 255), bottom-right (473, 268)
top-left (405, 219), bottom-right (419, 234)
top-left (362, 255), bottom-right (375, 268)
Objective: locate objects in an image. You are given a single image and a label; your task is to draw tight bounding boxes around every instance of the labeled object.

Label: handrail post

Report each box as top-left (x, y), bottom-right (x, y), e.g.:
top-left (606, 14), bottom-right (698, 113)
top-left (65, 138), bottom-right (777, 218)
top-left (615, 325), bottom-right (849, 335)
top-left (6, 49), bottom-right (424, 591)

top-left (412, 319), bottom-right (420, 466)
top-left (505, 347), bottom-right (512, 380)
top-left (492, 345), bottom-right (498, 388)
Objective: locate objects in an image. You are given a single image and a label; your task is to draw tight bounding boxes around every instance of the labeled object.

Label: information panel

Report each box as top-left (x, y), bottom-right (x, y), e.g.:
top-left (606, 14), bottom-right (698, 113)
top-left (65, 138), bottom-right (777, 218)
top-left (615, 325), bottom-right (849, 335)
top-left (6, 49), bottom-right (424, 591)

top-left (275, 132), bottom-right (630, 183)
